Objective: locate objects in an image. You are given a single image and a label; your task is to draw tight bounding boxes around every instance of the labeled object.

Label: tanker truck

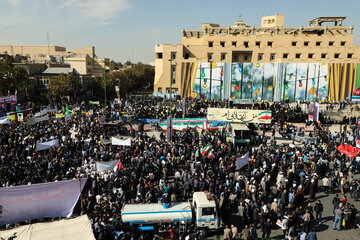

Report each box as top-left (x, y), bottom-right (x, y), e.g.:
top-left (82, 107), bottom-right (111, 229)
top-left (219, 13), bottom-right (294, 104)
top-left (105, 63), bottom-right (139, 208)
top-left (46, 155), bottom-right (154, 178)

top-left (121, 191), bottom-right (221, 238)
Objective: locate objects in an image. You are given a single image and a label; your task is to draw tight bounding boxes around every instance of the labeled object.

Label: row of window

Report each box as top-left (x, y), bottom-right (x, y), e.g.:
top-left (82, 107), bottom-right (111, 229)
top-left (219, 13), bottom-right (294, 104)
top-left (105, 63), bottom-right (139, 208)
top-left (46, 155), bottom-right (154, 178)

top-left (155, 52), bottom-right (177, 60)
top-left (208, 40), bottom-right (347, 48)
top-left (257, 52), bottom-right (354, 61)
top-left (206, 52), bottom-right (354, 61)
top-left (157, 87), bottom-right (179, 93)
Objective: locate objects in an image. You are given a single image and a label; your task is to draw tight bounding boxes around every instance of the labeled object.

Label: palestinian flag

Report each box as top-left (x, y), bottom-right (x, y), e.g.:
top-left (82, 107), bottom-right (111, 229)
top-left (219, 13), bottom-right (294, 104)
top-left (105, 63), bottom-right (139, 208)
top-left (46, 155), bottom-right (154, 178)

top-left (201, 144), bottom-right (212, 155)
top-left (113, 160), bottom-right (124, 172)
top-left (207, 150), bottom-right (214, 159)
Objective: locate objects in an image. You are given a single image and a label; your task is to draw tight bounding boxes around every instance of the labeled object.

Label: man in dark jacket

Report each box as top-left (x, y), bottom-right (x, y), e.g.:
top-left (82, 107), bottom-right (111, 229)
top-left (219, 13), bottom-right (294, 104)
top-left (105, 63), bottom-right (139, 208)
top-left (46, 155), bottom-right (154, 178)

top-left (314, 200), bottom-right (324, 224)
top-left (262, 218), bottom-right (272, 238)
top-left (332, 194), bottom-right (341, 213)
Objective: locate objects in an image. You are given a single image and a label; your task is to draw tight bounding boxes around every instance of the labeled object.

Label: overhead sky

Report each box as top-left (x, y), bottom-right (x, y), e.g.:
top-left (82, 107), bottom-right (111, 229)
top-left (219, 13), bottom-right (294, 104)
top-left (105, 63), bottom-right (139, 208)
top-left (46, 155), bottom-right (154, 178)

top-left (0, 0), bottom-right (359, 64)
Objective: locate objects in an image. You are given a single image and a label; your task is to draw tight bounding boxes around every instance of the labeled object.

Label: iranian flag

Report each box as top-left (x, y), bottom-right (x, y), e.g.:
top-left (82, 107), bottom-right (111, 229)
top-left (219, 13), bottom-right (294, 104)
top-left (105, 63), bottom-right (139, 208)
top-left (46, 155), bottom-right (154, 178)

top-left (207, 150), bottom-right (214, 159)
top-left (195, 149), bottom-right (200, 158)
top-left (201, 144), bottom-right (212, 155)
top-left (24, 135), bottom-right (30, 141)
top-left (113, 160), bottom-right (124, 171)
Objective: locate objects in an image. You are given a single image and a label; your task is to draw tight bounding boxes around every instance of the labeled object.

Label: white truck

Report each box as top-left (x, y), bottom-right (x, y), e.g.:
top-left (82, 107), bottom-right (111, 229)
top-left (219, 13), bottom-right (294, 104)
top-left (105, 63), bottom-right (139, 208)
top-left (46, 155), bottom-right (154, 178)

top-left (121, 191), bottom-right (221, 238)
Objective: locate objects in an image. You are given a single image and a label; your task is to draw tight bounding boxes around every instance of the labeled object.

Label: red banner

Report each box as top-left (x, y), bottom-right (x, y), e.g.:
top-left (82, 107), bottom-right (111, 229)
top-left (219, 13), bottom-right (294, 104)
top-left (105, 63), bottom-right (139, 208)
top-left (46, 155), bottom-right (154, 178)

top-left (337, 143), bottom-right (360, 159)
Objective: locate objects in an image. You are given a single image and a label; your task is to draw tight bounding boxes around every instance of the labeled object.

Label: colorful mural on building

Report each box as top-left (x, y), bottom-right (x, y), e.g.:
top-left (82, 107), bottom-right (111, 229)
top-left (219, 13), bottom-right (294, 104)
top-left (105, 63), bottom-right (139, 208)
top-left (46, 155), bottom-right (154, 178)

top-left (181, 62), bottom-right (360, 102)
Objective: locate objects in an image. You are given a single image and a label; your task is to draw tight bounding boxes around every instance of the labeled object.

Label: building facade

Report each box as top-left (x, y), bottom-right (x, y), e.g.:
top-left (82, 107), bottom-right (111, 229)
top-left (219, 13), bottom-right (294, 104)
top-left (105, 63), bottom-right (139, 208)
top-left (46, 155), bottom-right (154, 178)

top-left (154, 15), bottom-right (360, 102)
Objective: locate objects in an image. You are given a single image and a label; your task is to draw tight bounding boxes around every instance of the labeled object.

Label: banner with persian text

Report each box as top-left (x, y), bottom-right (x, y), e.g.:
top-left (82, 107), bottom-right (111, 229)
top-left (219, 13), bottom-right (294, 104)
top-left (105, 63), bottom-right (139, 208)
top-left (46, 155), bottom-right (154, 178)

top-left (0, 179), bottom-right (87, 225)
top-left (207, 108), bottom-right (272, 123)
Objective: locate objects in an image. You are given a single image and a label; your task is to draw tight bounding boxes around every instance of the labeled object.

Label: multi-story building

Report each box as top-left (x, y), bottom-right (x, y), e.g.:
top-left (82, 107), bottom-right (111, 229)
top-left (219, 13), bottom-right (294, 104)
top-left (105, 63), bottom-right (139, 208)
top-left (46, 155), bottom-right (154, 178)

top-left (0, 45), bottom-right (109, 76)
top-left (154, 15), bottom-right (360, 102)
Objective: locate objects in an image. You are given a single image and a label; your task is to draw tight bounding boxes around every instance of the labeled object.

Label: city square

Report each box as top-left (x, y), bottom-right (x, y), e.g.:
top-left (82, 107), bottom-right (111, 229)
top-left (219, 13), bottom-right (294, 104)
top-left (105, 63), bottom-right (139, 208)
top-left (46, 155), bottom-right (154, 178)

top-left (1, 1), bottom-right (360, 240)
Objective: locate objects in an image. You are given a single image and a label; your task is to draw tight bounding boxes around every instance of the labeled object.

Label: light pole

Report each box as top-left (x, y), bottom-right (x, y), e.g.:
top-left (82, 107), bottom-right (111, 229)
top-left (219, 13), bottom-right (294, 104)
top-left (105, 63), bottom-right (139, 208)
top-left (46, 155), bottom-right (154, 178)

top-left (168, 59), bottom-right (173, 142)
top-left (103, 61), bottom-right (107, 109)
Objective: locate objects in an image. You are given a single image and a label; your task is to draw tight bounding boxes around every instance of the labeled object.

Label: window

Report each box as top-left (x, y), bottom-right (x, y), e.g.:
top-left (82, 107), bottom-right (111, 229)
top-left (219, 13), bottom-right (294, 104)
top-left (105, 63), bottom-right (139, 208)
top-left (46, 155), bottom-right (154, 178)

top-left (270, 53), bottom-right (275, 61)
top-left (87, 62), bottom-right (91, 65)
top-left (292, 41), bottom-right (297, 46)
top-left (232, 41), bottom-right (237, 47)
top-left (208, 53), bottom-right (213, 61)
top-left (208, 41), bottom-right (213, 47)
top-left (172, 78), bottom-right (176, 84)
top-left (158, 87), bottom-right (162, 93)
top-left (244, 55), bottom-right (248, 61)
top-left (172, 66), bottom-right (176, 72)
top-left (258, 53), bottom-right (263, 61)
top-left (283, 53), bottom-right (289, 59)
top-left (296, 53), bottom-right (301, 59)
top-left (308, 53), bottom-right (314, 59)
top-left (304, 41), bottom-right (309, 46)
top-left (243, 41), bottom-right (249, 48)
top-left (341, 41), bottom-right (346, 46)
top-left (202, 208), bottom-right (215, 216)
top-left (156, 53), bottom-right (163, 59)
top-left (267, 41), bottom-right (273, 47)
top-left (321, 53), bottom-right (327, 59)
top-left (221, 53), bottom-right (226, 61)
top-left (233, 55), bottom-right (238, 61)
top-left (334, 53), bottom-right (340, 58)
top-left (348, 53), bottom-right (353, 58)
top-left (255, 41), bottom-right (261, 47)
top-left (171, 52), bottom-right (176, 60)
top-left (220, 41), bottom-right (225, 47)
top-left (184, 53), bottom-right (190, 59)
top-left (316, 41), bottom-right (321, 46)
top-left (329, 41), bottom-right (334, 46)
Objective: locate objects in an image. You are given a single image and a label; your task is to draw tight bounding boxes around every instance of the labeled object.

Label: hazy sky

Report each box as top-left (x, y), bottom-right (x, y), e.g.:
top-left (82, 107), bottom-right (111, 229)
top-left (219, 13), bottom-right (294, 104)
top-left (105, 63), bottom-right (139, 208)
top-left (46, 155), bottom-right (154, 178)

top-left (0, 0), bottom-right (359, 64)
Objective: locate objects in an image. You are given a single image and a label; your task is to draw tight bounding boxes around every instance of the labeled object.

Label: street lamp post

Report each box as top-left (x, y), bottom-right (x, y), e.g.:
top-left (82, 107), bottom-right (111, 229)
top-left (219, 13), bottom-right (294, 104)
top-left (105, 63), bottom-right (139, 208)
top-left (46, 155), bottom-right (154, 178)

top-left (103, 62), bottom-right (107, 109)
top-left (168, 59), bottom-right (173, 142)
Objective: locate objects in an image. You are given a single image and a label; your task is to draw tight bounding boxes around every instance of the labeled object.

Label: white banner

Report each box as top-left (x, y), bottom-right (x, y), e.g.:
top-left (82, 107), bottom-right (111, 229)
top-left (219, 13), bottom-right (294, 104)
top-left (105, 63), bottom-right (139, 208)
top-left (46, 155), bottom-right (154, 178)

top-left (95, 160), bottom-right (118, 172)
top-left (207, 108), bottom-right (272, 123)
top-left (36, 139), bottom-right (59, 151)
top-left (111, 136), bottom-right (131, 146)
top-left (0, 179), bottom-right (87, 225)
top-left (28, 114), bottom-right (50, 125)
top-left (36, 114), bottom-right (49, 123)
top-left (0, 116), bottom-right (10, 125)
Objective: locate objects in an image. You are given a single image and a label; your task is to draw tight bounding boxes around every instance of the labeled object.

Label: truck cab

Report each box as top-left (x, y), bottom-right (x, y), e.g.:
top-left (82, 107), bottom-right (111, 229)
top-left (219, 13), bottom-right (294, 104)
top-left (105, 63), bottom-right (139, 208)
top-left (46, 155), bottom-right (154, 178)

top-left (192, 192), bottom-right (220, 235)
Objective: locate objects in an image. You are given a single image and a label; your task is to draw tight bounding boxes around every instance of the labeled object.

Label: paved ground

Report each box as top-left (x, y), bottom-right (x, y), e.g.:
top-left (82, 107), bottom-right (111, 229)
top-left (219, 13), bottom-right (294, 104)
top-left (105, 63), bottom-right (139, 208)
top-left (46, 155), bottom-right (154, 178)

top-left (137, 117), bottom-right (360, 239)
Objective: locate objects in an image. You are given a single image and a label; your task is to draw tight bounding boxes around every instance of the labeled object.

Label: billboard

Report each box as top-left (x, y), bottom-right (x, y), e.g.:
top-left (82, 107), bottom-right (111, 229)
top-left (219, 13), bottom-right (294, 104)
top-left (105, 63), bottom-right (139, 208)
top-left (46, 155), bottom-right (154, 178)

top-left (180, 62), bottom-right (360, 102)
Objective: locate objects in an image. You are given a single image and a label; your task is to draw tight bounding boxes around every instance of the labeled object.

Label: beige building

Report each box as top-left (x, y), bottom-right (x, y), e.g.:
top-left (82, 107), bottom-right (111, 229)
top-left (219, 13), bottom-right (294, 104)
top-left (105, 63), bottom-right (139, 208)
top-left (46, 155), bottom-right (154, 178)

top-left (154, 15), bottom-right (360, 94)
top-left (0, 45), bottom-right (109, 76)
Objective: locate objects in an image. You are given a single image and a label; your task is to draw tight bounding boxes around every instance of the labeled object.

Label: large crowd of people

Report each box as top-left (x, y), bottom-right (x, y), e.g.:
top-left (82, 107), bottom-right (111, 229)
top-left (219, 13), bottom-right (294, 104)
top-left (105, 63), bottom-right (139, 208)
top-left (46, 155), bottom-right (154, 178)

top-left (0, 97), bottom-right (359, 240)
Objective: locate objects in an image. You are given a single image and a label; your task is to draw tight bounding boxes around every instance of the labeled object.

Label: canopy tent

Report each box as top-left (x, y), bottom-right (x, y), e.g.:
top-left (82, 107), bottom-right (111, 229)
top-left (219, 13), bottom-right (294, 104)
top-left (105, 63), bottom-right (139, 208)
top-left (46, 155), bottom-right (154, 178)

top-left (0, 215), bottom-right (95, 240)
top-left (230, 123), bottom-right (250, 131)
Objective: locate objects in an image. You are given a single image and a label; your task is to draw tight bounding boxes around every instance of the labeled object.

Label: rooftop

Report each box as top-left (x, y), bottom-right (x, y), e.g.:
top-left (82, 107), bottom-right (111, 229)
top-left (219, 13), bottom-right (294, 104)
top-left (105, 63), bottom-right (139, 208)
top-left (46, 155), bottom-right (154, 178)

top-left (43, 67), bottom-right (77, 75)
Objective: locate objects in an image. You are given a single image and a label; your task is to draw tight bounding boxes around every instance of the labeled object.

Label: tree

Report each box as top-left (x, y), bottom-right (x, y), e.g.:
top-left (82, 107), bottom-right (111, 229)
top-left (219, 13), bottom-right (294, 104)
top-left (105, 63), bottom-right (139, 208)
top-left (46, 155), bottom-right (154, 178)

top-left (0, 59), bottom-right (29, 96)
top-left (48, 73), bottom-right (81, 100)
top-left (92, 62), bottom-right (154, 101)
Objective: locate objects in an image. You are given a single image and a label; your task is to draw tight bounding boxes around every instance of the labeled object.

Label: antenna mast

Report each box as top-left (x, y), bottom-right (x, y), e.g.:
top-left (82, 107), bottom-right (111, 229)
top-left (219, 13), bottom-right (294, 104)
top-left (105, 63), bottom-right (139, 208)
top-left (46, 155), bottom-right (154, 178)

top-left (47, 32), bottom-right (50, 56)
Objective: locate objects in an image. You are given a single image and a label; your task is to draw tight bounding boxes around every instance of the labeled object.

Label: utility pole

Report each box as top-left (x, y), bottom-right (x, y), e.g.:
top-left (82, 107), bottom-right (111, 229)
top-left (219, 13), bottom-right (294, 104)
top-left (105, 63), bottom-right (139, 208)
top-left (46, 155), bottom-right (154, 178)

top-left (209, 61), bottom-right (213, 99)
